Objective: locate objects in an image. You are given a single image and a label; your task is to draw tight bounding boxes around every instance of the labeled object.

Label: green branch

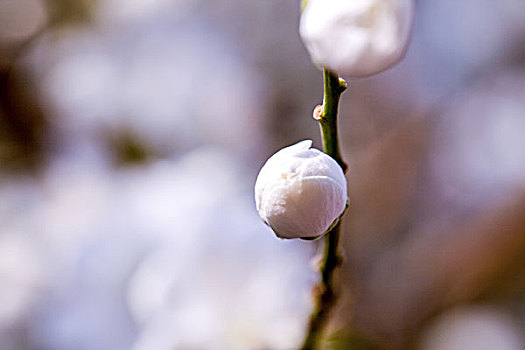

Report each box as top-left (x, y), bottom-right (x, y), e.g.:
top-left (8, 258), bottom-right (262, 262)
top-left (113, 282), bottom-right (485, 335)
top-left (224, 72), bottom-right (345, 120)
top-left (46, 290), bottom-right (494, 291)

top-left (319, 69), bottom-right (347, 171)
top-left (300, 69), bottom-right (347, 350)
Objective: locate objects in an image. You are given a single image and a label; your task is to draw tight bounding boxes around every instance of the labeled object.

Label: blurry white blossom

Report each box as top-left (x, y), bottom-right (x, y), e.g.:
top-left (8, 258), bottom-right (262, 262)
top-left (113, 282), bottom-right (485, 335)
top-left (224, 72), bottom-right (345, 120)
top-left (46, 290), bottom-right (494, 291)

top-left (417, 0), bottom-right (525, 77)
top-left (128, 232), bottom-right (312, 350)
top-left (255, 140), bottom-right (347, 239)
top-left (420, 306), bottom-right (525, 350)
top-left (0, 231), bottom-right (47, 328)
top-left (95, 0), bottom-right (188, 25)
top-left (8, 147), bottom-right (314, 350)
top-left (124, 148), bottom-right (315, 349)
top-left (430, 70), bottom-right (525, 209)
top-left (29, 9), bottom-right (267, 158)
top-left (300, 0), bottom-right (414, 78)
top-left (33, 159), bottom-right (116, 267)
top-left (0, 178), bottom-right (46, 330)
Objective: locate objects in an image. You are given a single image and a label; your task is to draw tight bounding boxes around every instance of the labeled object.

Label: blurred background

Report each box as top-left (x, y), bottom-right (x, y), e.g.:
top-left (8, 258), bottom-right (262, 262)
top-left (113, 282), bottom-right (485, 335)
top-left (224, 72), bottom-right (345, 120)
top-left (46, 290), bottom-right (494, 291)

top-left (1, 0), bottom-right (525, 349)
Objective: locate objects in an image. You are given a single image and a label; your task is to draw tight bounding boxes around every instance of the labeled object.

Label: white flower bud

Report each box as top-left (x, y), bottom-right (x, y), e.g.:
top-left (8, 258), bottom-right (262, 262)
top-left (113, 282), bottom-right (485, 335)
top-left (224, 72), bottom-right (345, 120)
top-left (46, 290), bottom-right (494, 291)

top-left (254, 140), bottom-right (347, 239)
top-left (299, 0), bottom-right (414, 78)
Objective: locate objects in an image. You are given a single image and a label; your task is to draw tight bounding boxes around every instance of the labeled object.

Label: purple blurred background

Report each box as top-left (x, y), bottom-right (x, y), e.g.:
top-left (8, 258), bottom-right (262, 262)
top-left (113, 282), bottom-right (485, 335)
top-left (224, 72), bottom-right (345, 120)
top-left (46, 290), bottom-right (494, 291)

top-left (1, 0), bottom-right (525, 349)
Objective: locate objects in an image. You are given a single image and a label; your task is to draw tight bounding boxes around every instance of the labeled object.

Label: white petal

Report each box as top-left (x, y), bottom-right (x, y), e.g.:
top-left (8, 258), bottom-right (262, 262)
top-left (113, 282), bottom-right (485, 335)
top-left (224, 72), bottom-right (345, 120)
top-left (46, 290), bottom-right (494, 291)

top-left (254, 140), bottom-right (347, 239)
top-left (300, 0), bottom-right (414, 78)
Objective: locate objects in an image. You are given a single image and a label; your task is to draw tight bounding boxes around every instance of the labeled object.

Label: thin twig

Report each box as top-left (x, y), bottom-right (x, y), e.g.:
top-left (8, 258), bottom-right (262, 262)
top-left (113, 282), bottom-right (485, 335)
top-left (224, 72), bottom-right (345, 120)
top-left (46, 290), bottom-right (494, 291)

top-left (300, 69), bottom-right (347, 350)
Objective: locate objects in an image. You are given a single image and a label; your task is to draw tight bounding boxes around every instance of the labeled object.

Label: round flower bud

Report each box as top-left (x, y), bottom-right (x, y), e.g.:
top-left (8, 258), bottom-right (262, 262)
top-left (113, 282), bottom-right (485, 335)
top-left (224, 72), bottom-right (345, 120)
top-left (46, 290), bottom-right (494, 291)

top-left (254, 140), bottom-right (347, 239)
top-left (299, 0), bottom-right (414, 78)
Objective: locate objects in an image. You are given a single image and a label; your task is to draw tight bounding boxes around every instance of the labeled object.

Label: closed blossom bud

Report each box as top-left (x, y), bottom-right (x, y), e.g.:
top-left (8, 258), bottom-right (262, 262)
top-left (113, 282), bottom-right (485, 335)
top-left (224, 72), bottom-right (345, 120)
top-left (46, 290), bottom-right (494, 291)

top-left (299, 0), bottom-right (414, 78)
top-left (254, 140), bottom-right (347, 239)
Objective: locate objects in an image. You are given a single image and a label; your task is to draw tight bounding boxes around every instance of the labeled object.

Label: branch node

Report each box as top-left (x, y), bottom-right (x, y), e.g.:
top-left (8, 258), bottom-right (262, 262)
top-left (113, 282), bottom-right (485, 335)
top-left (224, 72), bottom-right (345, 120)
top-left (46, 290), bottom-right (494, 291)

top-left (313, 104), bottom-right (323, 121)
